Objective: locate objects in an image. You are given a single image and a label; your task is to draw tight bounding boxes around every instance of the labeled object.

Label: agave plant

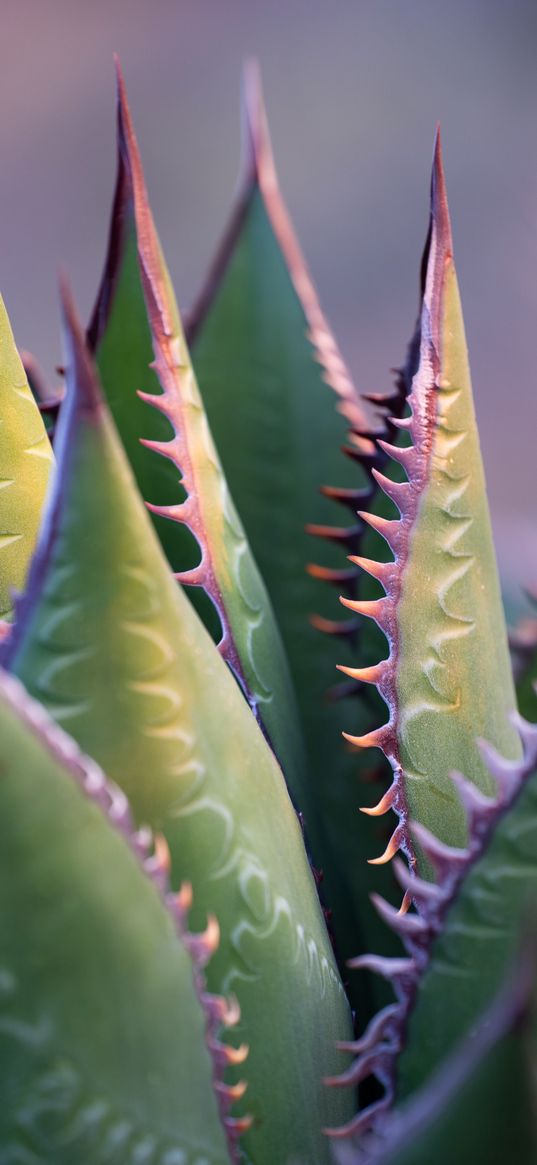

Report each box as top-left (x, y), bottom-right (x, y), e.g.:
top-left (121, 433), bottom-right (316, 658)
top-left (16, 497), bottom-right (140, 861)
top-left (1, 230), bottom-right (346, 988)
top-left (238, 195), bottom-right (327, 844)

top-left (0, 58), bottom-right (536, 1165)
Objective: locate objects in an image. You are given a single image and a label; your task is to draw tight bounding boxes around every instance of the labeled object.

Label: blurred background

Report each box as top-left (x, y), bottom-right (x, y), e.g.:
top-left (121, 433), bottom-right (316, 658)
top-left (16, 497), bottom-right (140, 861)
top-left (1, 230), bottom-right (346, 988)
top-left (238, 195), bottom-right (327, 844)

top-left (1, 0), bottom-right (536, 608)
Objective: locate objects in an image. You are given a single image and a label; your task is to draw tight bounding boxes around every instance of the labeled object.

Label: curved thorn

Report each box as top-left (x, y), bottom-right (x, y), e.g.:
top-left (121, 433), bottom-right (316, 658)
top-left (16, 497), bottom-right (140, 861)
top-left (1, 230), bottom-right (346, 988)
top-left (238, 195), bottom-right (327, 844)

top-left (224, 1113), bottom-right (255, 1136)
top-left (136, 387), bottom-right (170, 413)
top-left (175, 565), bottom-right (208, 588)
top-left (360, 784), bottom-right (396, 816)
top-left (392, 858), bottom-right (444, 908)
top-left (508, 710), bottom-right (537, 755)
top-left (358, 510), bottom-right (404, 555)
top-left (362, 390), bottom-right (400, 406)
top-left (185, 914), bottom-right (220, 966)
top-left (348, 553), bottom-right (397, 587)
top-left (215, 1079), bottom-right (248, 1103)
top-left (175, 882), bottom-right (193, 914)
top-left (368, 823), bottom-right (404, 866)
top-left (311, 613), bottom-right (360, 637)
top-left (336, 1003), bottom-right (402, 1054)
top-left (339, 595), bottom-right (393, 634)
top-left (145, 500), bottom-right (190, 521)
top-left (371, 892), bottom-right (428, 938)
top-left (154, 832), bottom-right (171, 872)
top-left (337, 660), bottom-right (387, 685)
top-left (324, 1048), bottom-right (385, 1088)
top-left (210, 1039), bottom-right (249, 1068)
top-left (377, 438), bottom-right (418, 478)
top-left (324, 1097), bottom-right (392, 1140)
top-left (202, 992), bottom-right (241, 1028)
top-left (342, 724), bottom-right (390, 752)
top-left (319, 483), bottom-right (370, 507)
top-left (306, 563), bottom-right (359, 587)
top-left (476, 738), bottom-right (526, 801)
top-left (371, 468), bottom-right (412, 514)
top-left (347, 953), bottom-right (416, 979)
top-left (449, 769), bottom-right (497, 820)
top-left (305, 522), bottom-right (360, 544)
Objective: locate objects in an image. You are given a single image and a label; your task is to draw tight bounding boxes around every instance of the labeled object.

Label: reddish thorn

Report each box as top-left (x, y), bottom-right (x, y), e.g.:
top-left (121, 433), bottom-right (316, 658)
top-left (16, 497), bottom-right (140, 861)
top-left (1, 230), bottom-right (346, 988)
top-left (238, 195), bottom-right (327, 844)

top-left (368, 822), bottom-right (404, 865)
top-left (337, 660), bottom-right (386, 686)
top-left (371, 892), bottom-right (428, 938)
top-left (347, 953), bottom-right (416, 979)
top-left (342, 724), bottom-right (390, 753)
top-left (377, 438), bottom-right (418, 478)
top-left (371, 467), bottom-right (412, 514)
top-left (348, 553), bottom-right (397, 587)
top-left (324, 1097), bottom-right (392, 1140)
top-left (359, 784), bottom-right (396, 817)
top-left (340, 594), bottom-right (393, 635)
top-left (358, 509), bottom-right (404, 555)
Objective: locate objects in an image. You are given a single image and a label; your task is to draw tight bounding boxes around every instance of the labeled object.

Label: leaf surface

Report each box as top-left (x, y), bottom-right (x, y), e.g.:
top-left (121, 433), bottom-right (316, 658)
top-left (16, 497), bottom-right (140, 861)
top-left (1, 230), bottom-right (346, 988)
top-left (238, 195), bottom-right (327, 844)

top-left (0, 669), bottom-right (236, 1164)
top-left (4, 284), bottom-right (355, 1165)
top-left (0, 297), bottom-right (54, 617)
top-left (395, 716), bottom-right (537, 1101)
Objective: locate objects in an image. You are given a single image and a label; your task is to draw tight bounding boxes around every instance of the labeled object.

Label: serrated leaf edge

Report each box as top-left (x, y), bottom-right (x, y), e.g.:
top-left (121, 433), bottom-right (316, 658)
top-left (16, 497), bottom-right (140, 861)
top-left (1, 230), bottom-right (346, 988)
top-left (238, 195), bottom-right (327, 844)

top-left (324, 705), bottom-right (537, 1140)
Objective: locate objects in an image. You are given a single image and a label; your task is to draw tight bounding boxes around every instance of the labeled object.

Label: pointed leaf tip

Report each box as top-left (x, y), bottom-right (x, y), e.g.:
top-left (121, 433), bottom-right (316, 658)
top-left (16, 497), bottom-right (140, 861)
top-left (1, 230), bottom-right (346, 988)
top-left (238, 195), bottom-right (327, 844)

top-left (114, 56), bottom-right (147, 210)
top-left (59, 277), bottom-right (104, 417)
top-left (430, 123), bottom-right (453, 258)
top-left (114, 52), bottom-right (129, 125)
top-left (240, 58), bottom-right (275, 186)
top-left (110, 62), bottom-right (175, 348)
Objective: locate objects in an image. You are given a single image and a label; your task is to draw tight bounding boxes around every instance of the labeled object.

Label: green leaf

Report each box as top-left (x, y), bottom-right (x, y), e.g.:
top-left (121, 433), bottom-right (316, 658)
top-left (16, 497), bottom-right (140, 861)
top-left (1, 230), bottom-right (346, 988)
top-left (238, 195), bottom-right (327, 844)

top-left (340, 130), bottom-right (521, 871)
top-left (394, 717), bottom-right (537, 1102)
top-left (4, 283), bottom-right (355, 1165)
top-left (0, 296), bottom-right (54, 618)
top-left (323, 132), bottom-right (525, 1141)
top-left (187, 61), bottom-right (404, 1011)
top-left (328, 719), bottom-right (537, 1139)
top-left (0, 668), bottom-right (237, 1164)
top-left (87, 61), bottom-right (308, 819)
top-left (350, 947), bottom-right (537, 1165)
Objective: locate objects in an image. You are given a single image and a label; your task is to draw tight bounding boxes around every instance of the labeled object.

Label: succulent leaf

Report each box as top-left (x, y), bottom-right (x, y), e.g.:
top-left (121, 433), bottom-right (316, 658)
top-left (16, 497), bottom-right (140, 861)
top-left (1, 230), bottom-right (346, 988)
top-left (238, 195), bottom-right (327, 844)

top-left (340, 130), bottom-right (521, 882)
top-left (338, 945), bottom-right (537, 1165)
top-left (393, 713), bottom-right (537, 1103)
top-left (187, 60), bottom-right (406, 1013)
top-left (0, 297), bottom-right (54, 617)
top-left (0, 668), bottom-right (239, 1164)
top-left (86, 62), bottom-right (307, 815)
top-left (4, 283), bottom-right (355, 1164)
top-left (327, 713), bottom-right (537, 1135)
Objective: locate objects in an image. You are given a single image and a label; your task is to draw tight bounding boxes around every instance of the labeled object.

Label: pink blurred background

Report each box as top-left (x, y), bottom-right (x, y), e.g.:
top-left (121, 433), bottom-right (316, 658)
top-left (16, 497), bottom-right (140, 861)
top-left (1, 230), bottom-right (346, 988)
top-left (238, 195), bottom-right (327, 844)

top-left (1, 0), bottom-right (536, 608)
